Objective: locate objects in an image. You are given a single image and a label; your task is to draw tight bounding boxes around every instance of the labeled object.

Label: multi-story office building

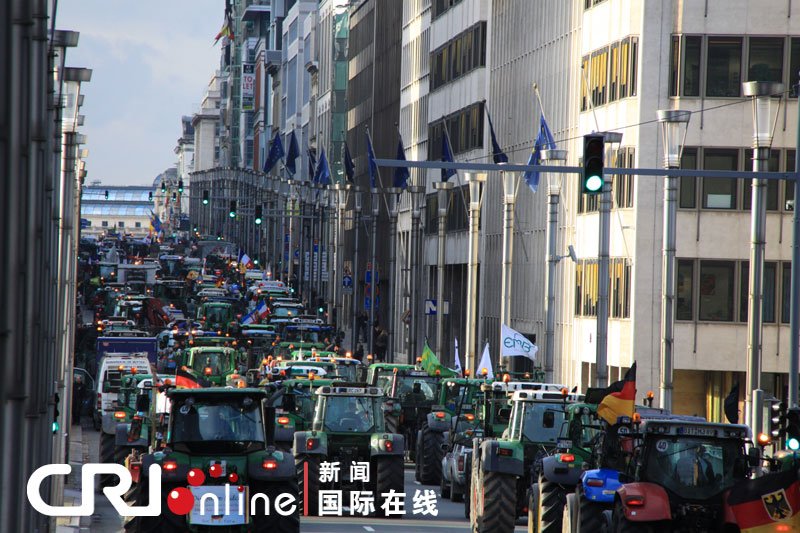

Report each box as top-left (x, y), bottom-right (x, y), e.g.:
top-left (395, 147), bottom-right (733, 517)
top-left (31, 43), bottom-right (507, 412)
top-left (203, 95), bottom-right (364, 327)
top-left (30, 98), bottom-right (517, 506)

top-left (192, 72), bottom-right (223, 172)
top-left (81, 185), bottom-right (155, 238)
top-left (174, 116), bottom-right (194, 215)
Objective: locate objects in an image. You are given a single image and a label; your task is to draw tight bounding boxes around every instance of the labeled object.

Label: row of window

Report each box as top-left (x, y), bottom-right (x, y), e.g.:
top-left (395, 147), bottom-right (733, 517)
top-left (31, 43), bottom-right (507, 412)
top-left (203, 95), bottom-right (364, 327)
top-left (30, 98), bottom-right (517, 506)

top-left (82, 190), bottom-right (153, 202)
top-left (424, 185), bottom-right (470, 235)
top-left (574, 258), bottom-right (632, 319)
top-left (428, 102), bottom-right (485, 160)
top-left (670, 35), bottom-right (800, 99)
top-left (584, 0), bottom-right (607, 8)
top-left (99, 221), bottom-right (142, 228)
top-left (577, 147), bottom-right (635, 214)
top-left (580, 37), bottom-right (639, 111)
top-left (431, 0), bottom-right (463, 20)
top-left (679, 147), bottom-right (796, 211)
top-left (677, 259), bottom-right (793, 324)
top-left (430, 22), bottom-right (487, 91)
top-left (81, 205), bottom-right (153, 216)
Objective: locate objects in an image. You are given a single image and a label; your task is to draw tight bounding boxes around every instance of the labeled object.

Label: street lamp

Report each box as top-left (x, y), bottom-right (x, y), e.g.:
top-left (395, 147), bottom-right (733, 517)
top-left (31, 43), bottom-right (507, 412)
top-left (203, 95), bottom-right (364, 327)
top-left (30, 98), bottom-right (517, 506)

top-left (408, 185), bottom-right (425, 361)
top-left (334, 183), bottom-right (350, 332)
top-left (464, 173), bottom-right (486, 372)
top-left (385, 187), bottom-right (402, 363)
top-left (541, 149), bottom-right (568, 383)
top-left (369, 186), bottom-right (381, 357)
top-left (351, 186), bottom-right (363, 351)
top-left (500, 171), bottom-right (519, 370)
top-left (432, 181), bottom-right (454, 359)
top-left (656, 109), bottom-right (691, 412)
top-left (743, 81), bottom-right (784, 436)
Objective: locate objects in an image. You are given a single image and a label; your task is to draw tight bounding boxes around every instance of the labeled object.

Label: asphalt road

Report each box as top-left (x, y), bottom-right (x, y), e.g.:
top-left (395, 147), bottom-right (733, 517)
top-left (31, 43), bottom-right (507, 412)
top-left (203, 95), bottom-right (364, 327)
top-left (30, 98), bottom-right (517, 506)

top-left (79, 424), bottom-right (527, 532)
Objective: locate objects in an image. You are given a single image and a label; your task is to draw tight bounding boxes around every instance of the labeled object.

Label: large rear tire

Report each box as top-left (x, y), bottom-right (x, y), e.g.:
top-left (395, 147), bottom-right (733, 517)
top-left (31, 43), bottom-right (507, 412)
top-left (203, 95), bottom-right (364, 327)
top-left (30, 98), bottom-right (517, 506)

top-left (440, 462), bottom-right (451, 500)
top-left (295, 455), bottom-right (320, 517)
top-left (528, 484), bottom-right (540, 533)
top-left (419, 422), bottom-right (443, 485)
top-left (539, 475), bottom-right (566, 533)
top-left (252, 479), bottom-right (300, 533)
top-left (123, 478), bottom-right (182, 533)
top-left (576, 489), bottom-right (603, 533)
top-left (99, 432), bottom-right (116, 488)
top-left (375, 455), bottom-right (404, 518)
top-left (450, 476), bottom-right (464, 503)
top-left (562, 493), bottom-right (576, 533)
top-left (471, 467), bottom-right (516, 533)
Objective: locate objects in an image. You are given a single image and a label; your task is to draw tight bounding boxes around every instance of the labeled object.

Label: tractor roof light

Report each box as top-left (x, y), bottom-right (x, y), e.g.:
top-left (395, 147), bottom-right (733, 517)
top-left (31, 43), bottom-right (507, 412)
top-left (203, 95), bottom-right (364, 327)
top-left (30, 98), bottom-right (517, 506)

top-left (757, 433), bottom-right (771, 446)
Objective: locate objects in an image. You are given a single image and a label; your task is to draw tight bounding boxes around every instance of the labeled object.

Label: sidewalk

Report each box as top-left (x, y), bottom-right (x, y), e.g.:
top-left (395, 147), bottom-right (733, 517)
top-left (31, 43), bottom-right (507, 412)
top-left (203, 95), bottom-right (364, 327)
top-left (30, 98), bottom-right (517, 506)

top-left (56, 422), bottom-right (92, 532)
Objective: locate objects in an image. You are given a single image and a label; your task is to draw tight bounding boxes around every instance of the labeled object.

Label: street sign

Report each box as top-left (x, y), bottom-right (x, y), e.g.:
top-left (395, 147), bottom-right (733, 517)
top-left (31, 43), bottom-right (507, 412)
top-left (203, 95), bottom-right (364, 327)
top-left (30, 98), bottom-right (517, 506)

top-left (365, 296), bottom-right (379, 311)
top-left (343, 287), bottom-right (353, 295)
top-left (424, 299), bottom-right (450, 316)
top-left (294, 249), bottom-right (300, 259)
top-left (342, 275), bottom-right (353, 288)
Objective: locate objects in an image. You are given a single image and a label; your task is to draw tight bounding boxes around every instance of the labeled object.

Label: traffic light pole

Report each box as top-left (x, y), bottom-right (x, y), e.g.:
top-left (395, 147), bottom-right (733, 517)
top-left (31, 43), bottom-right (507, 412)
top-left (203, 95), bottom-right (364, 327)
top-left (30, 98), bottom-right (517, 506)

top-left (596, 177), bottom-right (611, 388)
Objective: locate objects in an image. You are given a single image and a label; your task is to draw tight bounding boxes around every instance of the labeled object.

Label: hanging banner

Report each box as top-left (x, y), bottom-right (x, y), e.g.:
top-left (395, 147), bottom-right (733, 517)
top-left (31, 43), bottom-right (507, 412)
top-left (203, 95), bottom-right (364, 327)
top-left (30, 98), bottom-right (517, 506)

top-left (242, 63), bottom-right (255, 110)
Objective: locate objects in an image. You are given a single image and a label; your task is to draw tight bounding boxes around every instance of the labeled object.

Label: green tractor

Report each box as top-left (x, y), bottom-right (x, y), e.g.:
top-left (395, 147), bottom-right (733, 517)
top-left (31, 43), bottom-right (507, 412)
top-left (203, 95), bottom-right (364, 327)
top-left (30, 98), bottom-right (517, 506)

top-left (123, 387), bottom-right (299, 533)
top-left (269, 377), bottom-right (341, 451)
top-left (470, 388), bottom-right (583, 533)
top-left (198, 301), bottom-right (237, 335)
top-left (293, 384), bottom-right (405, 517)
top-left (272, 322), bottom-right (333, 360)
top-left (183, 346), bottom-right (246, 387)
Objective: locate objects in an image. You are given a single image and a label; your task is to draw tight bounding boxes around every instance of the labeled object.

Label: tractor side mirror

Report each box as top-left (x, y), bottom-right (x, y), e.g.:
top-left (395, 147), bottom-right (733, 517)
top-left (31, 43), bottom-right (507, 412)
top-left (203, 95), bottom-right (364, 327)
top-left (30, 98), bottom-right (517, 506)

top-left (747, 447), bottom-right (761, 467)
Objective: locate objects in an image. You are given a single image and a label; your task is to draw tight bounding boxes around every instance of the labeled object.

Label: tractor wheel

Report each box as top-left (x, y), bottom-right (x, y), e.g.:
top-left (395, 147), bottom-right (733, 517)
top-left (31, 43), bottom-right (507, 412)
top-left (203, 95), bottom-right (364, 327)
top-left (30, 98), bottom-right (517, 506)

top-left (99, 432), bottom-right (116, 488)
top-left (295, 455), bottom-right (320, 517)
top-left (610, 499), bottom-right (661, 533)
top-left (528, 484), bottom-right (540, 533)
top-left (375, 455), bottom-right (404, 518)
top-left (440, 464), bottom-right (451, 500)
top-left (419, 422), bottom-right (443, 485)
top-left (450, 476), bottom-right (464, 503)
top-left (470, 466), bottom-right (516, 533)
top-left (539, 475), bottom-right (566, 533)
top-left (576, 489), bottom-right (603, 533)
top-left (123, 479), bottom-right (182, 533)
top-left (252, 479), bottom-right (300, 533)
top-left (562, 493), bottom-right (576, 533)
top-left (414, 430), bottom-right (422, 482)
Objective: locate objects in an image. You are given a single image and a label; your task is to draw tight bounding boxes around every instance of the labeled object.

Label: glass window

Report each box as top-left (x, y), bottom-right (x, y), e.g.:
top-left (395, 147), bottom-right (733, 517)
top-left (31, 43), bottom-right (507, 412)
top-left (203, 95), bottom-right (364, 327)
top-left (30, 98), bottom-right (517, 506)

top-left (702, 149), bottom-right (738, 209)
top-left (748, 37), bottom-right (783, 83)
top-left (790, 39), bottom-right (800, 97)
top-left (741, 262), bottom-right (777, 323)
top-left (135, 222), bottom-right (142, 228)
top-left (677, 260), bottom-right (694, 320)
top-left (782, 263), bottom-right (792, 323)
top-left (629, 37), bottom-right (638, 96)
top-left (669, 37), bottom-right (679, 97)
top-left (611, 42), bottom-right (620, 101)
top-left (575, 263), bottom-right (583, 315)
top-left (699, 261), bottom-right (735, 321)
top-left (680, 148), bottom-right (698, 208)
top-left (619, 38), bottom-right (630, 98)
top-left (742, 149), bottom-right (779, 210)
top-left (706, 37), bottom-right (742, 97)
top-left (684, 36), bottom-right (702, 96)
top-left (581, 55), bottom-right (590, 111)
top-left (101, 221), bottom-right (108, 227)
top-left (785, 150), bottom-right (795, 209)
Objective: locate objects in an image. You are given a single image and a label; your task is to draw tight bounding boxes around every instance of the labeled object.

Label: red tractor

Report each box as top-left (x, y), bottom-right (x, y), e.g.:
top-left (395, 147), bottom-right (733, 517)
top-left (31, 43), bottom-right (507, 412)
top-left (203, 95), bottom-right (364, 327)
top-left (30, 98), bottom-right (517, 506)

top-left (605, 419), bottom-right (754, 532)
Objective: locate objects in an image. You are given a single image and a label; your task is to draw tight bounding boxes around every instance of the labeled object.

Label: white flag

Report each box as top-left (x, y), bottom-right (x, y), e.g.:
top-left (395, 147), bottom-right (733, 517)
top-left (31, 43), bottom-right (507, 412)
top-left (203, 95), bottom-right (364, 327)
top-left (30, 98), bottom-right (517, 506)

top-left (453, 338), bottom-right (462, 376)
top-left (501, 323), bottom-right (538, 362)
top-left (476, 343), bottom-right (494, 379)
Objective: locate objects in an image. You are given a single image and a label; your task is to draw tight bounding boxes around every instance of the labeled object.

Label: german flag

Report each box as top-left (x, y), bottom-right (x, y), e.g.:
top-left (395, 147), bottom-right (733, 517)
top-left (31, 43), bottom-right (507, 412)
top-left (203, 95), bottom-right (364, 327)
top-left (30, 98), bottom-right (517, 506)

top-left (596, 362), bottom-right (636, 425)
top-left (176, 367), bottom-right (210, 389)
top-left (728, 468), bottom-right (800, 532)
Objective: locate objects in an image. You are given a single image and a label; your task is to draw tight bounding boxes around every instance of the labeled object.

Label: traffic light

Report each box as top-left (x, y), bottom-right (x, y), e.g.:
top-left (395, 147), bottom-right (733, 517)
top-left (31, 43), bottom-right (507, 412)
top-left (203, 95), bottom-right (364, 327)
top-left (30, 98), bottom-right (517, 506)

top-left (172, 192), bottom-right (177, 201)
top-left (161, 182), bottom-right (166, 193)
top-left (148, 191), bottom-right (153, 201)
top-left (786, 407), bottom-right (800, 451)
top-left (229, 201), bottom-right (237, 218)
top-left (253, 258), bottom-right (259, 265)
top-left (104, 190), bottom-right (109, 200)
top-left (178, 179), bottom-right (184, 192)
top-left (52, 392), bottom-right (60, 434)
top-left (203, 190), bottom-right (209, 205)
top-left (770, 400), bottom-right (787, 440)
top-left (254, 204), bottom-right (263, 225)
top-left (582, 133), bottom-right (605, 194)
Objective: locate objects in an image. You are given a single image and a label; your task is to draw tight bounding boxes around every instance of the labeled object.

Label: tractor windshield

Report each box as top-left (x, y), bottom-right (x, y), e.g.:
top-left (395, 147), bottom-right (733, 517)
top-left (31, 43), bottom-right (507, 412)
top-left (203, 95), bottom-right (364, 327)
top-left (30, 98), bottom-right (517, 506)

top-left (322, 396), bottom-right (377, 433)
top-left (443, 383), bottom-right (479, 411)
top-left (205, 306), bottom-right (229, 323)
top-left (642, 436), bottom-right (742, 500)
top-left (396, 377), bottom-right (437, 403)
top-left (333, 364), bottom-right (359, 382)
top-left (192, 352), bottom-right (233, 375)
top-left (171, 400), bottom-right (264, 453)
top-left (513, 401), bottom-right (566, 444)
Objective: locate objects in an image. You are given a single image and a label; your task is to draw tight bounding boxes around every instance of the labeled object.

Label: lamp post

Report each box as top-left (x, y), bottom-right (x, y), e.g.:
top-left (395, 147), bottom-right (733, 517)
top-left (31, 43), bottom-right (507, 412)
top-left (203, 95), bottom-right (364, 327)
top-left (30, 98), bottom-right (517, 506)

top-left (286, 179), bottom-right (295, 286)
top-left (595, 131), bottom-right (622, 388)
top-left (464, 173), bottom-right (486, 371)
top-left (542, 149), bottom-right (568, 383)
top-left (385, 187), bottom-right (402, 362)
top-left (409, 185), bottom-right (425, 361)
top-left (327, 186), bottom-right (337, 325)
top-left (351, 186), bottom-right (363, 350)
top-left (743, 81), bottom-right (784, 434)
top-left (656, 109), bottom-right (690, 412)
top-left (432, 181), bottom-right (454, 359)
top-left (500, 171), bottom-right (518, 369)
top-left (369, 187), bottom-right (380, 356)
top-left (335, 184), bottom-right (349, 332)
top-left (272, 176), bottom-right (282, 277)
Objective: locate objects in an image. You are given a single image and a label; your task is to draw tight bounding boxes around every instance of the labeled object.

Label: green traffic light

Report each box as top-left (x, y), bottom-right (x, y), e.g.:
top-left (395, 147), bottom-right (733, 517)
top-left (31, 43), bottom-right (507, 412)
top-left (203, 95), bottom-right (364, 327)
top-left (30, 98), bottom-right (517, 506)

top-left (52, 422), bottom-right (59, 433)
top-left (585, 174), bottom-right (603, 192)
top-left (254, 259), bottom-right (259, 265)
top-left (255, 217), bottom-right (262, 225)
top-left (203, 199), bottom-right (209, 205)
top-left (318, 307), bottom-right (324, 313)
top-left (789, 438), bottom-right (800, 451)
top-left (229, 211), bottom-right (236, 218)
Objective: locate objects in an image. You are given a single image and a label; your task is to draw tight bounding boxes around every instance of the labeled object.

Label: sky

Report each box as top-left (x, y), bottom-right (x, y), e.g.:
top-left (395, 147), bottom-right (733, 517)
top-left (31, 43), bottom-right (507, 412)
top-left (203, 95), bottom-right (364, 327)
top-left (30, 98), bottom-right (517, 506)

top-left (57, 0), bottom-right (223, 186)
